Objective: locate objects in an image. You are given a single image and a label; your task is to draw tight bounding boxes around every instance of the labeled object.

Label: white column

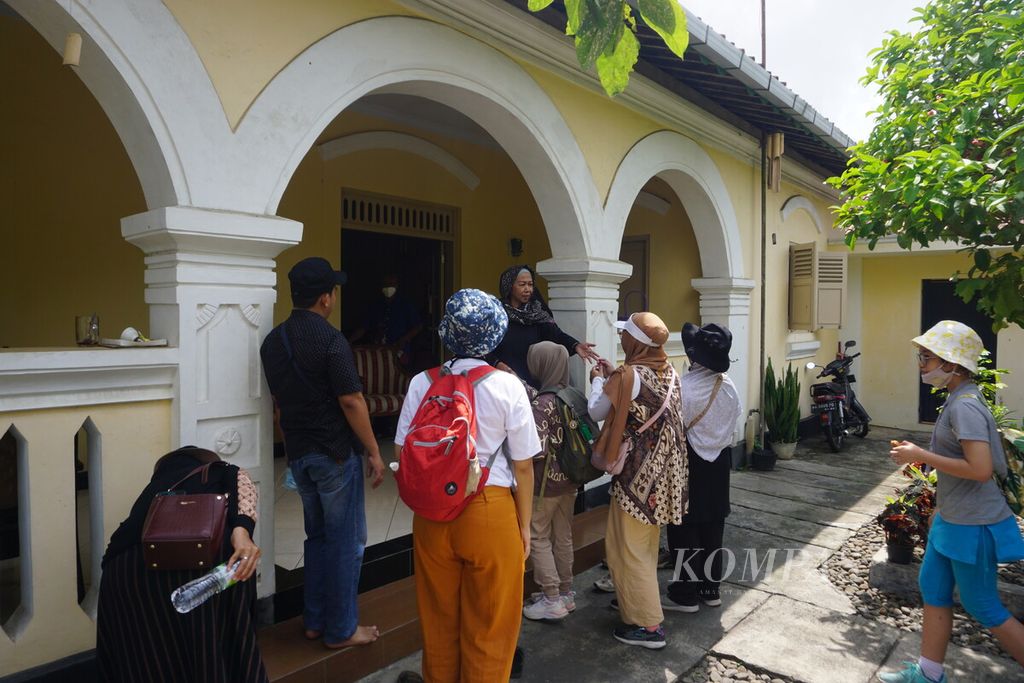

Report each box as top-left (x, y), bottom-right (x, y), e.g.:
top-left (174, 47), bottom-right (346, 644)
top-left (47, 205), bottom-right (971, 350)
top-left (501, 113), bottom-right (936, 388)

top-left (692, 276), bottom-right (756, 440)
top-left (534, 258), bottom-right (632, 389)
top-left (122, 206), bottom-right (302, 598)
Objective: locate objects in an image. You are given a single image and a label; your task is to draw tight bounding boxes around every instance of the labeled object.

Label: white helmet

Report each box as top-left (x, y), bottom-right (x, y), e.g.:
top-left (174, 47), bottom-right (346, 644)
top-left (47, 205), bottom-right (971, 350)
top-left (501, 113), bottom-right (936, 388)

top-left (911, 320), bottom-right (985, 374)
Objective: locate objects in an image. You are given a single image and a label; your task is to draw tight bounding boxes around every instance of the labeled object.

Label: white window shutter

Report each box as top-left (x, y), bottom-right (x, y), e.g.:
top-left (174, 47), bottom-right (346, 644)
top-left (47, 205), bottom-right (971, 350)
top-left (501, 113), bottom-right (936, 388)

top-left (789, 242), bottom-right (816, 331)
top-left (816, 252), bottom-right (847, 328)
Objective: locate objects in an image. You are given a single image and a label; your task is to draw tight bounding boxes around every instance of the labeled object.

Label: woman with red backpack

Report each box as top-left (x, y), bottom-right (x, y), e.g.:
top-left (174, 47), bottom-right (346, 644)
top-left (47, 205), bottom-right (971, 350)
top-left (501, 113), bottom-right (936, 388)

top-left (393, 288), bottom-right (539, 682)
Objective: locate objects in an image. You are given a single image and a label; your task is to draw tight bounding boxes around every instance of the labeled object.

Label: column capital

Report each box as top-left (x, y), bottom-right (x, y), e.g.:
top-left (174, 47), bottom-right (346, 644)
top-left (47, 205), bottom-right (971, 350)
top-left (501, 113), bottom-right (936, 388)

top-left (121, 206), bottom-right (302, 258)
top-left (534, 257), bottom-right (632, 285)
top-left (690, 277), bottom-right (756, 295)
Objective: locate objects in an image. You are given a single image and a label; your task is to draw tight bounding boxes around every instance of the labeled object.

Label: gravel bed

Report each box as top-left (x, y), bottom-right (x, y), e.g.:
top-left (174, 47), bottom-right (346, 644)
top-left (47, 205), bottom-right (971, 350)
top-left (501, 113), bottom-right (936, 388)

top-left (678, 654), bottom-right (793, 683)
top-left (821, 522), bottom-right (1020, 658)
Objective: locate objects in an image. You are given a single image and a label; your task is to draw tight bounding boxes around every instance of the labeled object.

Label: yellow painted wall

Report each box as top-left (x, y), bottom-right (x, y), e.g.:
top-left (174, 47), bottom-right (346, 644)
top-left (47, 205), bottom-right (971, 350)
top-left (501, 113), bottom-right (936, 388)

top-left (163, 0), bottom-right (417, 128)
top-left (622, 185), bottom-right (701, 331)
top-left (860, 252), bottom-right (1024, 430)
top-left (275, 110), bottom-right (549, 327)
top-left (0, 400), bottom-right (171, 675)
top-left (0, 16), bottom-right (148, 348)
top-left (521, 65), bottom-right (661, 200)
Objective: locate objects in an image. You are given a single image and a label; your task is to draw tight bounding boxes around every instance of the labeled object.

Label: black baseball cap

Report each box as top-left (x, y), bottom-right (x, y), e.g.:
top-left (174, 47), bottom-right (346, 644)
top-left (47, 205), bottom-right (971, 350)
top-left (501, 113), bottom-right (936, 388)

top-left (288, 257), bottom-right (347, 300)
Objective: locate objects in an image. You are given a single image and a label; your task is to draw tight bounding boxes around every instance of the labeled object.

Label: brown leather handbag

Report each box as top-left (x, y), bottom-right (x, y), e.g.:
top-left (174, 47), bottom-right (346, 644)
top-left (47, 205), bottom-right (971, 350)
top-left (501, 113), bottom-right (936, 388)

top-left (141, 463), bottom-right (229, 570)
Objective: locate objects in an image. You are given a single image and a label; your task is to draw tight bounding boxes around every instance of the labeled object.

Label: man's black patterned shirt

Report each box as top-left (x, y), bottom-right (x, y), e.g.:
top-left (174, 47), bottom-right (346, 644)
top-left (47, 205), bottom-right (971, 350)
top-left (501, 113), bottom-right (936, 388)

top-left (260, 309), bottom-right (363, 462)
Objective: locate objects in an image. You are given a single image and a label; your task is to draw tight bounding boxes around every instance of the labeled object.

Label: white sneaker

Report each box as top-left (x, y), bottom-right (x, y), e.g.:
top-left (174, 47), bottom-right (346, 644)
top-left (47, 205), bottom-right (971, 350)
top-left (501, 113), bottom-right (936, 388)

top-left (560, 590), bottom-right (576, 612)
top-left (523, 596), bottom-right (569, 621)
top-left (593, 573), bottom-right (615, 593)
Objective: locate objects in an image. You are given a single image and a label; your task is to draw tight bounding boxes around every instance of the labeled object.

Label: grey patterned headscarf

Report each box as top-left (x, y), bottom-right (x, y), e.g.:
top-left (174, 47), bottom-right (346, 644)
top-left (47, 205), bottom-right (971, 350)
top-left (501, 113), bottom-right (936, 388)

top-left (438, 289), bottom-right (509, 358)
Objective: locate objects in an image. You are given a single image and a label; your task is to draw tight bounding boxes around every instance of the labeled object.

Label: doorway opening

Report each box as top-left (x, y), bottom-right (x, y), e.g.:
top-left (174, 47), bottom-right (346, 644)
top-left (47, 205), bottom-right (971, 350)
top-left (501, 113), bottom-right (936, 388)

top-left (918, 279), bottom-right (998, 423)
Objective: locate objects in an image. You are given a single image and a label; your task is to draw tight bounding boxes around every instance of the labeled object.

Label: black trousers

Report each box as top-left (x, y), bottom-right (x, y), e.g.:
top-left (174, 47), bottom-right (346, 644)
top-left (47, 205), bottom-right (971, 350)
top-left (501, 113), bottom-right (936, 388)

top-left (666, 442), bottom-right (731, 600)
top-left (666, 519), bottom-right (726, 600)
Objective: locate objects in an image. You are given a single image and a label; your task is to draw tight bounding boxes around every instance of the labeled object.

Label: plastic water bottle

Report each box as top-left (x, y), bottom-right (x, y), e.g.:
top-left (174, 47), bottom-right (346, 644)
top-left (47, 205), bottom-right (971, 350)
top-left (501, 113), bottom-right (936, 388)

top-left (170, 561), bottom-right (240, 614)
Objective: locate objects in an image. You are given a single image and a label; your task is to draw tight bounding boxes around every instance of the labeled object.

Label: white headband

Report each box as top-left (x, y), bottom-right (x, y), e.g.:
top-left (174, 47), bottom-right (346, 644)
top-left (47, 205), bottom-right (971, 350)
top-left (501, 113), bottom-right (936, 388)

top-left (616, 315), bottom-right (658, 347)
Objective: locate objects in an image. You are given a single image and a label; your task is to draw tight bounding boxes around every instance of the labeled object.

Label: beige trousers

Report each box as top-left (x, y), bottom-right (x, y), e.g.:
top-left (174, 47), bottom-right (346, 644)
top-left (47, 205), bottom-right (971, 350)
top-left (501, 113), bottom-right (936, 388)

top-left (530, 492), bottom-right (577, 598)
top-left (605, 497), bottom-right (663, 627)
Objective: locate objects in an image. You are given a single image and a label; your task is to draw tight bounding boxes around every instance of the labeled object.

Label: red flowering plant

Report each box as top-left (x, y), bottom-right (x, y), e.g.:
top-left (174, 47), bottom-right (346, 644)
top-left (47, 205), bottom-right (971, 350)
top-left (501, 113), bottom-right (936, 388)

top-left (877, 463), bottom-right (937, 548)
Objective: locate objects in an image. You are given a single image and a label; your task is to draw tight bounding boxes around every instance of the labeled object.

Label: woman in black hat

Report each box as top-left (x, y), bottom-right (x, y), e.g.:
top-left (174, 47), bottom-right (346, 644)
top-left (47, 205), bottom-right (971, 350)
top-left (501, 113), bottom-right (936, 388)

top-left (662, 323), bottom-right (742, 613)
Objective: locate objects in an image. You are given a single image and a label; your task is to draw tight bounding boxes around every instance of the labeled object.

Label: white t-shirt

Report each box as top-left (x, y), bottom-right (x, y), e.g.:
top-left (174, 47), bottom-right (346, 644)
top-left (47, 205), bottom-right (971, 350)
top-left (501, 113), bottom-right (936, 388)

top-left (395, 359), bottom-right (540, 488)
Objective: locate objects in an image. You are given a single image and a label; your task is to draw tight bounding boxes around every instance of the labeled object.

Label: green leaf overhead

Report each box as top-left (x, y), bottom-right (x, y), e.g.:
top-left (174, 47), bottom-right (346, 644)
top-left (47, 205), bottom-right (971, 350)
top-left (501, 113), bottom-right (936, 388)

top-left (637, 0), bottom-right (689, 58)
top-left (529, 0), bottom-right (690, 97)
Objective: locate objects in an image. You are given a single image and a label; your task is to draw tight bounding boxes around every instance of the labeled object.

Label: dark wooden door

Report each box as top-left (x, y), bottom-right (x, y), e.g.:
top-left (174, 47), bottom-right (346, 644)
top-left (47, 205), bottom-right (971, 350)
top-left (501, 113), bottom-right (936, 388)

top-left (918, 279), bottom-right (997, 423)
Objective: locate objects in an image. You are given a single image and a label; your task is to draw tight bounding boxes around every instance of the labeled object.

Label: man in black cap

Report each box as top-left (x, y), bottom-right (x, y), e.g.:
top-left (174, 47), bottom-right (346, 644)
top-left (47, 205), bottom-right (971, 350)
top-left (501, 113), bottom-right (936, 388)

top-left (260, 257), bottom-right (385, 649)
top-left (663, 322), bottom-right (742, 613)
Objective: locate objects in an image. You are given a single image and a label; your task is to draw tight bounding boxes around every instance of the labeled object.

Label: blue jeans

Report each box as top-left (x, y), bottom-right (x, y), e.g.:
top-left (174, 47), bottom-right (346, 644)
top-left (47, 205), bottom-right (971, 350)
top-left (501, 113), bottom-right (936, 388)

top-left (291, 452), bottom-right (366, 643)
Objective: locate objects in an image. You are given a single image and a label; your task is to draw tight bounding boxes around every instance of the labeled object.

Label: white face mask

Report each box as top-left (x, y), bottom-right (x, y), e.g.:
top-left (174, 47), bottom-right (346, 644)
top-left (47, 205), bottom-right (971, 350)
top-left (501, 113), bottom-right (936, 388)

top-left (382, 286), bottom-right (397, 299)
top-left (921, 365), bottom-right (956, 388)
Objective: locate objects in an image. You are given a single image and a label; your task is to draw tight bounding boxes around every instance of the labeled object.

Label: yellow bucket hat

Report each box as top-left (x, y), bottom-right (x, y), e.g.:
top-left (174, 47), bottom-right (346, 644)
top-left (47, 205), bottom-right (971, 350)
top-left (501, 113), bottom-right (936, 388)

top-left (911, 320), bottom-right (985, 374)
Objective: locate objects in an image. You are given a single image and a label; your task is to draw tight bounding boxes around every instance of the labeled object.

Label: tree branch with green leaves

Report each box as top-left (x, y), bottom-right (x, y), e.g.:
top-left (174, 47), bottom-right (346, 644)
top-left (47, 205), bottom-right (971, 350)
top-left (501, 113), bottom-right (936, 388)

top-left (828, 0), bottom-right (1024, 329)
top-left (528, 0), bottom-right (689, 96)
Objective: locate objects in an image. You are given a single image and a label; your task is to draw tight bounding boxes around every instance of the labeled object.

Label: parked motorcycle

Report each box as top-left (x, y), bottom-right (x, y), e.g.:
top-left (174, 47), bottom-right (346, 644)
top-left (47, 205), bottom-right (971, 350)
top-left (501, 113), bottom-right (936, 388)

top-left (806, 341), bottom-right (871, 452)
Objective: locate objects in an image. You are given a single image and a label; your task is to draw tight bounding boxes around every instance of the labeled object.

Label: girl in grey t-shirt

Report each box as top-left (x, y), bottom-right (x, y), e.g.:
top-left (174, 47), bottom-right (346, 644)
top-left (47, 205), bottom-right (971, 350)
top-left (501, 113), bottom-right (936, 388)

top-left (879, 321), bottom-right (1024, 683)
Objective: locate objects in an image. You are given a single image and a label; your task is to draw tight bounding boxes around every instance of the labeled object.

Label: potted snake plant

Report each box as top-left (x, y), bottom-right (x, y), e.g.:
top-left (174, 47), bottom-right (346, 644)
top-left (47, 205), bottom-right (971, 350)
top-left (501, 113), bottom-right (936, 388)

top-left (764, 358), bottom-right (800, 459)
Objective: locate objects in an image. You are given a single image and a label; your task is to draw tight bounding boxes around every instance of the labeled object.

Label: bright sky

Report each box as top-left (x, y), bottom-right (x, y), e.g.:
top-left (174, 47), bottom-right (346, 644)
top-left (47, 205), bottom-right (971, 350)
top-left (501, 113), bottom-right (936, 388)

top-left (680, 0), bottom-right (923, 142)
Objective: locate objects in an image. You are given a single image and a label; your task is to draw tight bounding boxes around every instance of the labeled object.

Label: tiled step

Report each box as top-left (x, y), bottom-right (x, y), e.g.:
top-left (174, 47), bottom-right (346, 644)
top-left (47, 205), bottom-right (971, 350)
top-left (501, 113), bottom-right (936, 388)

top-left (260, 504), bottom-right (608, 683)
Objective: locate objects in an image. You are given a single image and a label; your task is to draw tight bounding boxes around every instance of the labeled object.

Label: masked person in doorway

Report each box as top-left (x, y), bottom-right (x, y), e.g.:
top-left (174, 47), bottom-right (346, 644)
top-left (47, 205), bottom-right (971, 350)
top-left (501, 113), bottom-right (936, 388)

top-left (879, 321), bottom-right (1024, 683)
top-left (350, 274), bottom-right (423, 369)
top-left (489, 264), bottom-right (600, 388)
top-left (663, 323), bottom-right (742, 613)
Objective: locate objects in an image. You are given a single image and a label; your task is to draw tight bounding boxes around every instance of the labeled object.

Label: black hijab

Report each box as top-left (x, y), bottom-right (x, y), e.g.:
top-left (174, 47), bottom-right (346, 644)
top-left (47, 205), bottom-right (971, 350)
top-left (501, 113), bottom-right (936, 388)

top-left (498, 264), bottom-right (554, 326)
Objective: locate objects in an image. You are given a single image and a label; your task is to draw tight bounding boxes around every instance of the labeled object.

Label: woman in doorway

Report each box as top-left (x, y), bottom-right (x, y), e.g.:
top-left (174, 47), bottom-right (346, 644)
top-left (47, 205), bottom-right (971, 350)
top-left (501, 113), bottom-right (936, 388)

top-left (879, 320), bottom-right (1024, 683)
top-left (588, 312), bottom-right (687, 650)
top-left (491, 264), bottom-right (600, 387)
top-left (96, 446), bottom-right (266, 683)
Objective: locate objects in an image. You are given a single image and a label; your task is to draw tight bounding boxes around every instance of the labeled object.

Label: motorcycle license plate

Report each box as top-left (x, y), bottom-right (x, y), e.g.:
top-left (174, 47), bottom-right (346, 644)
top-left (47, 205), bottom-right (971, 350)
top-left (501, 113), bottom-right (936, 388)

top-left (814, 400), bottom-right (839, 412)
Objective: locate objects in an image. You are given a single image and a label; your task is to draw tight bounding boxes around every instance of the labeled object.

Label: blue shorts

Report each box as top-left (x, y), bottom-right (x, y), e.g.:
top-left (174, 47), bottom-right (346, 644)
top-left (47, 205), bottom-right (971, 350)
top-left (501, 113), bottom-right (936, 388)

top-left (919, 513), bottom-right (1024, 628)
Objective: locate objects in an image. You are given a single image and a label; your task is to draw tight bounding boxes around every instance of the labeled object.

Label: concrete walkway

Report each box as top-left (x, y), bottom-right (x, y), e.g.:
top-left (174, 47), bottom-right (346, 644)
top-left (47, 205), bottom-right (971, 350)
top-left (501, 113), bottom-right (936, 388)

top-left (357, 427), bottom-right (1020, 682)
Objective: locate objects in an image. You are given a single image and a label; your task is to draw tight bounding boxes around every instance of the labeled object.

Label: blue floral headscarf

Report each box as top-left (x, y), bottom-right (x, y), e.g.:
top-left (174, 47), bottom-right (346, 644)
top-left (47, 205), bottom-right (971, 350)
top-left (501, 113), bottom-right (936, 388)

top-left (438, 288), bottom-right (508, 358)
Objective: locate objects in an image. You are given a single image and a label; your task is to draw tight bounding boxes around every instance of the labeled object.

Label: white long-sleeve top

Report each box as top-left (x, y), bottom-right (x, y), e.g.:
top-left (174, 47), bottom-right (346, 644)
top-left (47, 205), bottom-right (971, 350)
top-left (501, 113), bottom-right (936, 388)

top-left (587, 370), bottom-right (641, 421)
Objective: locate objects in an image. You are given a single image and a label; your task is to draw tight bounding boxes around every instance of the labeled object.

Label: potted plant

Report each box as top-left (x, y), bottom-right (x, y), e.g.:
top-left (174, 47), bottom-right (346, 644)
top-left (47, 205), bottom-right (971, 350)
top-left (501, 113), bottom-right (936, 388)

top-left (876, 463), bottom-right (936, 564)
top-left (750, 437), bottom-right (777, 471)
top-left (763, 358), bottom-right (800, 459)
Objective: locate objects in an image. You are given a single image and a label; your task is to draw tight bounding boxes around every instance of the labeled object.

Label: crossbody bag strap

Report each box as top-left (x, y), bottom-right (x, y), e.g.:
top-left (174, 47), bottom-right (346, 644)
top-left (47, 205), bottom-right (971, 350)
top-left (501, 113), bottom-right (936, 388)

top-left (637, 367), bottom-right (679, 435)
top-left (687, 375), bottom-right (724, 431)
top-left (165, 462), bottom-right (227, 492)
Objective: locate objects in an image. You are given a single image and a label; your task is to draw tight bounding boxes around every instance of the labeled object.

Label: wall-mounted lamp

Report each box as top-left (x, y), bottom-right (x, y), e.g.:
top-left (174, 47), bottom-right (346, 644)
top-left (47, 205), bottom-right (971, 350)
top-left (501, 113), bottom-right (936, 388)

top-left (508, 237), bottom-right (523, 258)
top-left (63, 32), bottom-right (82, 67)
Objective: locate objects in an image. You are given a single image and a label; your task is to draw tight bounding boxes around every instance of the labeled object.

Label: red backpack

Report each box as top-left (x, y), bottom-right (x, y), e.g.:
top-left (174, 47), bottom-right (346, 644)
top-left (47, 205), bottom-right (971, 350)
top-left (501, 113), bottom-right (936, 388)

top-left (396, 365), bottom-right (500, 522)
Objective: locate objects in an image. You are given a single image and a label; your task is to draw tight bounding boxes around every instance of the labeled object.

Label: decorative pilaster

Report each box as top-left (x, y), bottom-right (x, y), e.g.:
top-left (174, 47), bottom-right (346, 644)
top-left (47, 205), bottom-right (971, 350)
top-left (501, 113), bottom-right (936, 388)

top-left (534, 257), bottom-right (632, 389)
top-left (692, 276), bottom-right (756, 440)
top-left (122, 206), bottom-right (302, 598)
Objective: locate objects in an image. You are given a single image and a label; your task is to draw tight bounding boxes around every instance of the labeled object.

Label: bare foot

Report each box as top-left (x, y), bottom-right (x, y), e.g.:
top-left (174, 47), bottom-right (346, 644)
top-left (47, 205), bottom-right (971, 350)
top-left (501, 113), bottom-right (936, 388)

top-left (324, 624), bottom-right (380, 649)
top-left (303, 629), bottom-right (322, 641)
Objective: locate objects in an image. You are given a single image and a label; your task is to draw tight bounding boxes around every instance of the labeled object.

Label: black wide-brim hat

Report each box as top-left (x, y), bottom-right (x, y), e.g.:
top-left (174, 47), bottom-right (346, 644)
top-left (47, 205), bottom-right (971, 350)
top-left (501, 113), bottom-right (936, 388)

top-left (681, 322), bottom-right (733, 373)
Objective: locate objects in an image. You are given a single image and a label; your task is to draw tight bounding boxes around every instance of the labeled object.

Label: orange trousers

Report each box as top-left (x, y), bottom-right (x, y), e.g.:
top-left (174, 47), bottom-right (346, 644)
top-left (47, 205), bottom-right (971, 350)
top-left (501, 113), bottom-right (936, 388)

top-left (413, 486), bottom-right (525, 683)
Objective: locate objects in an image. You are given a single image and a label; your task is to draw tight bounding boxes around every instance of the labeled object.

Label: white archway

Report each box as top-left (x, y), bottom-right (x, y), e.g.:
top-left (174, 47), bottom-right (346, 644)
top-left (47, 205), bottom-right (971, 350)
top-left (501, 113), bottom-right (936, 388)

top-left (7, 0), bottom-right (228, 208)
top-left (604, 131), bottom-right (753, 437)
top-left (603, 131), bottom-right (744, 277)
top-left (781, 194), bottom-right (826, 234)
top-left (236, 16), bottom-right (601, 258)
top-left (319, 131), bottom-right (481, 190)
